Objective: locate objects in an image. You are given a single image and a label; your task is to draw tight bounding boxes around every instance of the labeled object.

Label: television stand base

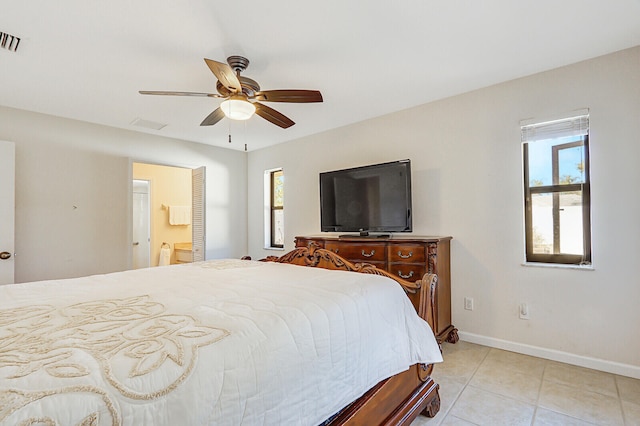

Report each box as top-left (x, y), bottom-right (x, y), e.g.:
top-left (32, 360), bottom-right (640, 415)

top-left (339, 232), bottom-right (390, 239)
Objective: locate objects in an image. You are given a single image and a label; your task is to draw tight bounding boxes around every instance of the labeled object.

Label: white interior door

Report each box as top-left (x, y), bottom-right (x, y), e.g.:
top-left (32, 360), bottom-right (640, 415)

top-left (132, 180), bottom-right (150, 269)
top-left (0, 141), bottom-right (15, 284)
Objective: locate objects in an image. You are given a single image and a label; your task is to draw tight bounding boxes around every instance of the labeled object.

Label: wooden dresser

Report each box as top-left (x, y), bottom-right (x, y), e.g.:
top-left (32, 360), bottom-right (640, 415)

top-left (295, 235), bottom-right (458, 344)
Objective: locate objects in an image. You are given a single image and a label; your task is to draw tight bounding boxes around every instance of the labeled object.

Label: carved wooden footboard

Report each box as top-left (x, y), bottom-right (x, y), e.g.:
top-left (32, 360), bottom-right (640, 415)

top-left (259, 244), bottom-right (441, 425)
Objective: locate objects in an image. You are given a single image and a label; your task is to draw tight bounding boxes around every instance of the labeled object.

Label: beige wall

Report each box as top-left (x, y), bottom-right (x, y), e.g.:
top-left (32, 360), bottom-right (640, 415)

top-left (1, 107), bottom-right (248, 282)
top-left (2, 45), bottom-right (637, 377)
top-left (133, 163), bottom-right (192, 266)
top-left (247, 46), bottom-right (640, 376)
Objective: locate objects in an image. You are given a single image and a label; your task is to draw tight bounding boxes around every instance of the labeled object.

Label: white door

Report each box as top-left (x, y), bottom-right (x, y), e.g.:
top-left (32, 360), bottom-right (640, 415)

top-left (132, 180), bottom-right (150, 269)
top-left (0, 141), bottom-right (15, 284)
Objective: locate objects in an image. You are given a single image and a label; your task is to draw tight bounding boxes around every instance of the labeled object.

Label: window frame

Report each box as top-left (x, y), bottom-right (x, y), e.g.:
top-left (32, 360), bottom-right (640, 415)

top-left (264, 168), bottom-right (284, 250)
top-left (522, 133), bottom-right (592, 266)
top-left (270, 169), bottom-right (284, 249)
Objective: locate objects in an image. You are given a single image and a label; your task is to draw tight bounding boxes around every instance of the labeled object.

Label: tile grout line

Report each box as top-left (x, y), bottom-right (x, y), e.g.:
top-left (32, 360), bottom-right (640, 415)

top-left (443, 346), bottom-right (492, 425)
top-left (429, 344), bottom-right (491, 425)
top-left (432, 342), bottom-right (638, 426)
top-left (529, 358), bottom-right (549, 426)
top-left (528, 357), bottom-right (612, 426)
top-left (527, 359), bottom-right (597, 426)
top-left (614, 375), bottom-right (628, 426)
top-left (463, 348), bottom-right (597, 426)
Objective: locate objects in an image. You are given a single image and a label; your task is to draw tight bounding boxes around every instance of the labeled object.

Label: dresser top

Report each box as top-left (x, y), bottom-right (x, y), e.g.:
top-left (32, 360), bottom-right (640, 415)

top-left (296, 235), bottom-right (452, 243)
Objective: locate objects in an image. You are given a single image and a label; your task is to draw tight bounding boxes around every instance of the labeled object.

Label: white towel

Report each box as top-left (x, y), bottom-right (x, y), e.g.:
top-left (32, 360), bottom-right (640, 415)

top-left (159, 247), bottom-right (171, 266)
top-left (169, 205), bottom-right (191, 225)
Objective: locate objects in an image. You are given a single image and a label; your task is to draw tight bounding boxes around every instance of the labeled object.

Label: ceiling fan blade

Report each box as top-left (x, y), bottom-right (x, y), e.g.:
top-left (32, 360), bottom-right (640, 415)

top-left (254, 102), bottom-right (295, 129)
top-left (200, 107), bottom-right (226, 126)
top-left (204, 58), bottom-right (242, 93)
top-left (139, 90), bottom-right (222, 97)
top-left (253, 90), bottom-right (323, 103)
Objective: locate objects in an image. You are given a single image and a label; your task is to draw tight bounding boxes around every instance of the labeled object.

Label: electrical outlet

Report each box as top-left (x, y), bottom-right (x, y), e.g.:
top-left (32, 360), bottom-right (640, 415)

top-left (464, 297), bottom-right (474, 311)
top-left (519, 303), bottom-right (530, 320)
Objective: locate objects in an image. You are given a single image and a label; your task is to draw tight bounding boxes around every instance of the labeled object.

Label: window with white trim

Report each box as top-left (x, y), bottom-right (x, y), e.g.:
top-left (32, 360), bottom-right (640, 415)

top-left (264, 168), bottom-right (284, 249)
top-left (521, 112), bottom-right (591, 265)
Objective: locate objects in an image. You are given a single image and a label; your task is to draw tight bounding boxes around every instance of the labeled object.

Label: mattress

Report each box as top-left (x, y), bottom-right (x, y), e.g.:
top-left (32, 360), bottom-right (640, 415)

top-left (0, 259), bottom-right (442, 425)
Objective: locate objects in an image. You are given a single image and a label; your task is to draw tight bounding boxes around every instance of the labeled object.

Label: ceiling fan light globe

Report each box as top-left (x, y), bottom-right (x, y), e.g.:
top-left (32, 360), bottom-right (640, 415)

top-left (220, 98), bottom-right (256, 120)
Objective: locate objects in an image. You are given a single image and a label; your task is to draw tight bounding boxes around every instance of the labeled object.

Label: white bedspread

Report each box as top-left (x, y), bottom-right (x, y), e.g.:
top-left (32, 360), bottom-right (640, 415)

top-left (0, 259), bottom-right (442, 426)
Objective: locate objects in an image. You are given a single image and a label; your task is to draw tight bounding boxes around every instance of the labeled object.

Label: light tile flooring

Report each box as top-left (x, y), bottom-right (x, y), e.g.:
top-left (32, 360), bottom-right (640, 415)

top-left (412, 341), bottom-right (640, 426)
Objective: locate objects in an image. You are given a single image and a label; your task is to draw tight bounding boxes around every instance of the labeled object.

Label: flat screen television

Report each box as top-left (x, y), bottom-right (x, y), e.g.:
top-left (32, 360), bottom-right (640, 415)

top-left (320, 159), bottom-right (412, 236)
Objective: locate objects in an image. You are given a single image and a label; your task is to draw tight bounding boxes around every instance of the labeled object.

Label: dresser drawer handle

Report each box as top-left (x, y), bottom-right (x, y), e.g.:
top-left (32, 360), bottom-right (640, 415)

top-left (332, 248), bottom-right (339, 254)
top-left (397, 250), bottom-right (413, 259)
top-left (361, 249), bottom-right (375, 257)
top-left (398, 270), bottom-right (414, 279)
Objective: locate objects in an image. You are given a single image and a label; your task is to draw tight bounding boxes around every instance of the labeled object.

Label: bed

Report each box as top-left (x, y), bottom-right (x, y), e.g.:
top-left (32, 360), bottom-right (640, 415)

top-left (0, 244), bottom-right (442, 425)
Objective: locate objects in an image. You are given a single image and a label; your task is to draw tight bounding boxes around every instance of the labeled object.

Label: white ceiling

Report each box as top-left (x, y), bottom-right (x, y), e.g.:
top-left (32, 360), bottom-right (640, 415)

top-left (2, 1), bottom-right (639, 151)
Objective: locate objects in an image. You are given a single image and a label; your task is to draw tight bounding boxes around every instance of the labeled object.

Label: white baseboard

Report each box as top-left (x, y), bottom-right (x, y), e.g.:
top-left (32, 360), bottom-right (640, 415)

top-left (458, 331), bottom-right (640, 380)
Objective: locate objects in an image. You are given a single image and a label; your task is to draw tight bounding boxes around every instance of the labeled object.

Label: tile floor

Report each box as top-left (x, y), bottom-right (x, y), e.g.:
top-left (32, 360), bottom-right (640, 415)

top-left (412, 341), bottom-right (640, 426)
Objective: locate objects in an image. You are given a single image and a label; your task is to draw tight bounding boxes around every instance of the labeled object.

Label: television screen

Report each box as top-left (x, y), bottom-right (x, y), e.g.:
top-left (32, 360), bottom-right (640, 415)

top-left (320, 160), bottom-right (412, 235)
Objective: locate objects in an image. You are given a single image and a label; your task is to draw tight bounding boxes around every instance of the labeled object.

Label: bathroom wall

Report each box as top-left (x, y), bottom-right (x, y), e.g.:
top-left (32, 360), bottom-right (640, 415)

top-left (133, 163), bottom-right (192, 266)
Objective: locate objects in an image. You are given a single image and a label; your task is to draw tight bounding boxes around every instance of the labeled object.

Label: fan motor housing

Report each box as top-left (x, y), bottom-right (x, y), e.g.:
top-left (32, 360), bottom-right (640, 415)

top-left (217, 76), bottom-right (260, 97)
top-left (227, 55), bottom-right (250, 72)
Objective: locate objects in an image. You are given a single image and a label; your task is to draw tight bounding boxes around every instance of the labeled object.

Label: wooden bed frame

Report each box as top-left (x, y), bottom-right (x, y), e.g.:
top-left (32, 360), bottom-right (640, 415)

top-left (256, 244), bottom-right (441, 425)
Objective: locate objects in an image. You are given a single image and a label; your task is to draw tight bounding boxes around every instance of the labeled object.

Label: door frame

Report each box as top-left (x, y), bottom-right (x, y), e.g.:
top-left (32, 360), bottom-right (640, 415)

top-left (0, 141), bottom-right (15, 284)
top-left (132, 179), bottom-right (151, 268)
top-left (128, 159), bottom-right (205, 269)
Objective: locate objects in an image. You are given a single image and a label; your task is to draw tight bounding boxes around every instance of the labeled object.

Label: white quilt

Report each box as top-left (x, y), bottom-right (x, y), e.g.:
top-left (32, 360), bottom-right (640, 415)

top-left (0, 259), bottom-right (442, 426)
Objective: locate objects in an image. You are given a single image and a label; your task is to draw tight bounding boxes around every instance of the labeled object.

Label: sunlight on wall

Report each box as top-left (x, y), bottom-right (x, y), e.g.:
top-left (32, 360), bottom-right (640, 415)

top-left (203, 162), bottom-right (232, 254)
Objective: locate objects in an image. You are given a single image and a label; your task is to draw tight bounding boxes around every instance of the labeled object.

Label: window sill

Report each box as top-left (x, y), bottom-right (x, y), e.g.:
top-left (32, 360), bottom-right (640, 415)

top-left (521, 262), bottom-right (594, 271)
top-left (264, 246), bottom-right (285, 251)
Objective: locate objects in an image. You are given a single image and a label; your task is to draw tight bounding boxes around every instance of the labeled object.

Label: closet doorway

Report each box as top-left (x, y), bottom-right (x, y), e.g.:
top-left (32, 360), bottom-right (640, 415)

top-left (132, 163), bottom-right (205, 268)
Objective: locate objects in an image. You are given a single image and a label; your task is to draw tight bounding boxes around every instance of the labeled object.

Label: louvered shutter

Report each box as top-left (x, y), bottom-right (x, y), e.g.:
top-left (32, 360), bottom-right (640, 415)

top-left (192, 167), bottom-right (206, 262)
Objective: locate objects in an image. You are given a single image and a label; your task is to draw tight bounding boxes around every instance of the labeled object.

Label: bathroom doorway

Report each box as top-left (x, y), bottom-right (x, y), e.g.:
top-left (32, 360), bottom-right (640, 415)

top-left (132, 180), bottom-right (150, 269)
top-left (132, 163), bottom-right (205, 267)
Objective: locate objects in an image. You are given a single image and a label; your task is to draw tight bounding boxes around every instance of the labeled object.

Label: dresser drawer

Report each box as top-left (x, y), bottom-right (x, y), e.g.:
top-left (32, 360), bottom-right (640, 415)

top-left (388, 244), bottom-right (426, 263)
top-left (388, 263), bottom-right (426, 281)
top-left (295, 237), bottom-right (325, 249)
top-left (325, 241), bottom-right (386, 262)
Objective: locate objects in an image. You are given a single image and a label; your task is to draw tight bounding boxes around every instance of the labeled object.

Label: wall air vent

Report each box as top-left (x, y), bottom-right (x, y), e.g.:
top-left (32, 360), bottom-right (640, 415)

top-left (0, 31), bottom-right (21, 52)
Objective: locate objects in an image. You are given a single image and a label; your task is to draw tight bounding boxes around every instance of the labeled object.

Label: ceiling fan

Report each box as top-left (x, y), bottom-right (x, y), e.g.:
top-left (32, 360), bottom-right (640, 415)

top-left (139, 55), bottom-right (323, 129)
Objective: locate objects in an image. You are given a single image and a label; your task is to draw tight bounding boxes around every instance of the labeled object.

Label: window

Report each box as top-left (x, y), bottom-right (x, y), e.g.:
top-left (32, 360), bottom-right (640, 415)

top-left (264, 168), bottom-right (284, 249)
top-left (521, 113), bottom-right (591, 265)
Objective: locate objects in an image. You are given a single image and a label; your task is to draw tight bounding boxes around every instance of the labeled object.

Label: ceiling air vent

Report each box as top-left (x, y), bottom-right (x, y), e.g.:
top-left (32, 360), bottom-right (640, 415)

top-left (1, 31), bottom-right (21, 52)
top-left (131, 118), bottom-right (167, 131)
